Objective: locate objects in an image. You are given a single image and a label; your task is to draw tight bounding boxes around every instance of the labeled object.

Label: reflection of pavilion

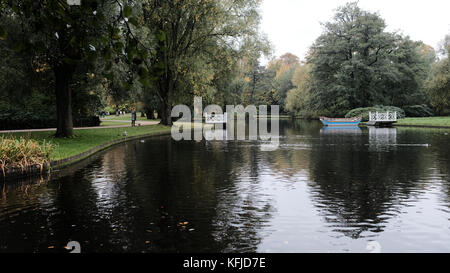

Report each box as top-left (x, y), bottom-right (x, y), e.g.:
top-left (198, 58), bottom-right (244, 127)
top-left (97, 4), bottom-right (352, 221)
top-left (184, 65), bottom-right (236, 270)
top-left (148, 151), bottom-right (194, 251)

top-left (204, 128), bottom-right (227, 141)
top-left (320, 126), bottom-right (362, 135)
top-left (368, 127), bottom-right (397, 151)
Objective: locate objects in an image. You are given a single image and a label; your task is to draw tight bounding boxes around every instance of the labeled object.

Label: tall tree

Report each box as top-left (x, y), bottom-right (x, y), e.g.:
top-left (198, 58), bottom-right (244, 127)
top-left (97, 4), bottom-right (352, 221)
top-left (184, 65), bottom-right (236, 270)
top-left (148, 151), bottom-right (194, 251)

top-left (264, 53), bottom-right (300, 112)
top-left (306, 2), bottom-right (431, 116)
top-left (0, 0), bottom-right (136, 137)
top-left (133, 0), bottom-right (265, 125)
top-left (426, 35), bottom-right (450, 115)
top-left (286, 64), bottom-right (311, 116)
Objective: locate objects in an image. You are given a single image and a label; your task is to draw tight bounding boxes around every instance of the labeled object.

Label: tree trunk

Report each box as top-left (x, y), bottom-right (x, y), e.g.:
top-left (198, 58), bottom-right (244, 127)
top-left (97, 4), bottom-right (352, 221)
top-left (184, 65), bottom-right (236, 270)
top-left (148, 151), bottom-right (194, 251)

top-left (158, 77), bottom-right (174, 126)
top-left (54, 64), bottom-right (75, 138)
top-left (145, 108), bottom-right (154, 120)
top-left (159, 100), bottom-right (172, 126)
top-left (156, 109), bottom-right (161, 120)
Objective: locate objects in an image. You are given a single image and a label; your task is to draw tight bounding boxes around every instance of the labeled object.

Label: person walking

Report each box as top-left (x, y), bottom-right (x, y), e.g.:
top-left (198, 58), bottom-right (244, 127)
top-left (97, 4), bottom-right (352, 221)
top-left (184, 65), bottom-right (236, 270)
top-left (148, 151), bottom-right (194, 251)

top-left (131, 108), bottom-right (137, 127)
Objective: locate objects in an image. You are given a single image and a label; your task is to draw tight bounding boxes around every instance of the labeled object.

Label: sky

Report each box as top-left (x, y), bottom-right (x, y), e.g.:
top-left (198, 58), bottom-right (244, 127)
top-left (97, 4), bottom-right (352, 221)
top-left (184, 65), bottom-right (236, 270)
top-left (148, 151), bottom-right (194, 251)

top-left (260, 0), bottom-right (450, 63)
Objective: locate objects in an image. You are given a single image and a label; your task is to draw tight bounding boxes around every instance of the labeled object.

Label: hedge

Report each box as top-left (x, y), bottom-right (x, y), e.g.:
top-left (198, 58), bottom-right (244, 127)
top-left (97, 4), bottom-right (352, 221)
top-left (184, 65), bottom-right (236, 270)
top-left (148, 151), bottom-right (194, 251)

top-left (0, 112), bottom-right (100, 130)
top-left (403, 105), bottom-right (435, 117)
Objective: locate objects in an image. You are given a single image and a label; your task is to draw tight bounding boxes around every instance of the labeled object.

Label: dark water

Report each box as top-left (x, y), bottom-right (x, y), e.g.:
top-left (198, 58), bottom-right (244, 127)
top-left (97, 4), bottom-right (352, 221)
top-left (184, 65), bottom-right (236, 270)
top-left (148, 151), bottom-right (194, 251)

top-left (1, 120), bottom-right (450, 253)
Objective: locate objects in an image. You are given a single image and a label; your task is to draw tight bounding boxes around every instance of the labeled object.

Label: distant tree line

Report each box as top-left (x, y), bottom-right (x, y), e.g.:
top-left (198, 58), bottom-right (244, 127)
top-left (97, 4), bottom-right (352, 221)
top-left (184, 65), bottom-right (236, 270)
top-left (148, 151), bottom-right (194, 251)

top-left (205, 2), bottom-right (450, 119)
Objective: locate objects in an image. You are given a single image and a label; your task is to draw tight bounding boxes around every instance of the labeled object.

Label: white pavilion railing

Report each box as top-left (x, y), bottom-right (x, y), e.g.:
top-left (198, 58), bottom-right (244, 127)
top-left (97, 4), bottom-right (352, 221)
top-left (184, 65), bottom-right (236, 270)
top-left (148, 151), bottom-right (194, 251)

top-left (369, 111), bottom-right (397, 122)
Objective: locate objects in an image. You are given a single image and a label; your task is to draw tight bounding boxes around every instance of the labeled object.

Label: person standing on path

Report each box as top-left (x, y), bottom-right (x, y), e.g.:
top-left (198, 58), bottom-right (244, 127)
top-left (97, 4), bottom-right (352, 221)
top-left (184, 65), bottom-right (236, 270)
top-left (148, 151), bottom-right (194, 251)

top-left (131, 108), bottom-right (137, 127)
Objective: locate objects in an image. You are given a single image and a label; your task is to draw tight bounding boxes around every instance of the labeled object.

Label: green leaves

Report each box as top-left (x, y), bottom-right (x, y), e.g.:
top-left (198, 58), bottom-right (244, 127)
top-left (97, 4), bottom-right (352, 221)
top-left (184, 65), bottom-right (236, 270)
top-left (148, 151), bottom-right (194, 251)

top-left (123, 5), bottom-right (133, 18)
top-left (1, 0), bottom-right (269, 125)
top-left (122, 81), bottom-right (134, 91)
top-left (305, 2), bottom-right (431, 115)
top-left (13, 41), bottom-right (29, 53)
top-left (156, 30), bottom-right (166, 42)
top-left (112, 28), bottom-right (121, 40)
top-left (128, 17), bottom-right (139, 27)
top-left (137, 66), bottom-right (151, 87)
top-left (0, 26), bottom-right (7, 40)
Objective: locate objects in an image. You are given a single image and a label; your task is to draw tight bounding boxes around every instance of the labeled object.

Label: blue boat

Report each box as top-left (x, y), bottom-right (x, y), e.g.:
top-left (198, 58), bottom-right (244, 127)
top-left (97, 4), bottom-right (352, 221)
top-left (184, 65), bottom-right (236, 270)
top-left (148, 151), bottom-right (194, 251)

top-left (319, 116), bottom-right (362, 127)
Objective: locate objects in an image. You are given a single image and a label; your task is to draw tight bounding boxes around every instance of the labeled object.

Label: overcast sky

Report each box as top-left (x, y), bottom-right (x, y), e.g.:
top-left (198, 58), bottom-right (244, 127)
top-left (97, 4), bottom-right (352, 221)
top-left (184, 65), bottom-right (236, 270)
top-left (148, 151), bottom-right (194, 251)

top-left (260, 0), bottom-right (450, 63)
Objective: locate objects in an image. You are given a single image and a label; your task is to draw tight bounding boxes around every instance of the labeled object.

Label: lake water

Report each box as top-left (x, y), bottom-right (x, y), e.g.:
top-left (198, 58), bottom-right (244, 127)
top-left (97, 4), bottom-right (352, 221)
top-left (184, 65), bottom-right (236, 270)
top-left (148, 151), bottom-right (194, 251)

top-left (1, 120), bottom-right (450, 253)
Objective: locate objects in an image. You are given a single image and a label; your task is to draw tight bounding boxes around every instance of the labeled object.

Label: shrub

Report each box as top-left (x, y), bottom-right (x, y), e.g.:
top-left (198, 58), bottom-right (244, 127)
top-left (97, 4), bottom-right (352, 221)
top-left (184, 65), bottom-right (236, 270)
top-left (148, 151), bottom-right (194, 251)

top-left (103, 106), bottom-right (115, 114)
top-left (1, 88), bottom-right (100, 130)
top-left (0, 137), bottom-right (54, 176)
top-left (403, 105), bottom-right (435, 117)
top-left (345, 106), bottom-right (405, 121)
top-left (73, 116), bottom-right (101, 127)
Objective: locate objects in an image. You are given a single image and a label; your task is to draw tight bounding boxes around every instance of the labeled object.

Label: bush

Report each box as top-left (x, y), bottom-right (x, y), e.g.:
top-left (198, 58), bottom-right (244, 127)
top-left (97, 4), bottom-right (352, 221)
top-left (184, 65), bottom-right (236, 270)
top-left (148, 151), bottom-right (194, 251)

top-left (103, 106), bottom-right (115, 114)
top-left (403, 104), bottom-right (435, 117)
top-left (0, 137), bottom-right (54, 176)
top-left (345, 106), bottom-right (405, 121)
top-left (74, 116), bottom-right (101, 127)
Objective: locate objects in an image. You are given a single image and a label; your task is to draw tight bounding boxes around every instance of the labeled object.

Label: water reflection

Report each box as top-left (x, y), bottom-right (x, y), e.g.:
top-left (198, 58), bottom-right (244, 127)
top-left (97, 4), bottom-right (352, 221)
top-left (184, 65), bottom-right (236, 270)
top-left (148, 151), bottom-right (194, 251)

top-left (368, 127), bottom-right (397, 152)
top-left (1, 121), bottom-right (450, 252)
top-left (308, 125), bottom-right (431, 239)
top-left (320, 126), bottom-right (362, 135)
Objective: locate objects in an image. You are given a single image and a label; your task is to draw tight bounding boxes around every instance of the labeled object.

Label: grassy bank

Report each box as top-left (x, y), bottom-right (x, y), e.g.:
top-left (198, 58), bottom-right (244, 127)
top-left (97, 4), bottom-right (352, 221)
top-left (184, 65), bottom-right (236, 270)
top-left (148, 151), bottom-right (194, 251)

top-left (1, 125), bottom-right (172, 161)
top-left (395, 117), bottom-right (450, 128)
top-left (0, 137), bottom-right (54, 175)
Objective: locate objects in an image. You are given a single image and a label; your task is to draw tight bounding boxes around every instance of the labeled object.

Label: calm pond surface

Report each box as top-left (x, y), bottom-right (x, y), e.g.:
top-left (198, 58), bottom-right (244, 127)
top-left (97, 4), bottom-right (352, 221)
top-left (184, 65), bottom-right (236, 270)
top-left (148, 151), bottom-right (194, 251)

top-left (1, 120), bottom-right (450, 253)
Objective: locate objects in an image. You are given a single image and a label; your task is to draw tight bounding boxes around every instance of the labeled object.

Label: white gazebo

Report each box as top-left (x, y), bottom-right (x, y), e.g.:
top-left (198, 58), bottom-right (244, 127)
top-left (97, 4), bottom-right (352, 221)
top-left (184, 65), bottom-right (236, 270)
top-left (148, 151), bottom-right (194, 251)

top-left (367, 111), bottom-right (397, 127)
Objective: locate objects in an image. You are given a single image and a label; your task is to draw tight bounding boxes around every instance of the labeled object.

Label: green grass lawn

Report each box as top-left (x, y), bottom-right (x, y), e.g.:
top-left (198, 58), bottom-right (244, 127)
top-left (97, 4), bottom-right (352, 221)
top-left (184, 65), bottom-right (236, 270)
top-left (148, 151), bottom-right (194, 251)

top-left (100, 119), bottom-right (161, 126)
top-left (396, 117), bottom-right (450, 127)
top-left (100, 120), bottom-right (130, 126)
top-left (1, 125), bottom-right (171, 161)
top-left (101, 113), bottom-right (150, 121)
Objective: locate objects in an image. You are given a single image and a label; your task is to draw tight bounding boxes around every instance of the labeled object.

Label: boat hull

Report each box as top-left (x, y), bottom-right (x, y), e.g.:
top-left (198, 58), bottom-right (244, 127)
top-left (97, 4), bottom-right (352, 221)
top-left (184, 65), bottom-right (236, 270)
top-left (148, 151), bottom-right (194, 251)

top-left (320, 117), bottom-right (362, 127)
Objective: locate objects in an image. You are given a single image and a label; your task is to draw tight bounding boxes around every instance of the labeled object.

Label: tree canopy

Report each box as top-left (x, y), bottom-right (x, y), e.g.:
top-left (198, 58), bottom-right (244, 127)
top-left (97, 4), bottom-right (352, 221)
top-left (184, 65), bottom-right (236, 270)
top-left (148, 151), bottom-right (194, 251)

top-left (1, 1), bottom-right (449, 133)
top-left (281, 2), bottom-right (441, 118)
top-left (426, 35), bottom-right (450, 115)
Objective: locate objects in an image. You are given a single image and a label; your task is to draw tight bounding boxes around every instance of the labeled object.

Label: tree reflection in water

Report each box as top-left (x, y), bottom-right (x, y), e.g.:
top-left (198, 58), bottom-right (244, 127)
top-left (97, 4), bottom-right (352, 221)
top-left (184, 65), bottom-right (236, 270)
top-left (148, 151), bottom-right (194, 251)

top-left (1, 121), bottom-right (450, 252)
